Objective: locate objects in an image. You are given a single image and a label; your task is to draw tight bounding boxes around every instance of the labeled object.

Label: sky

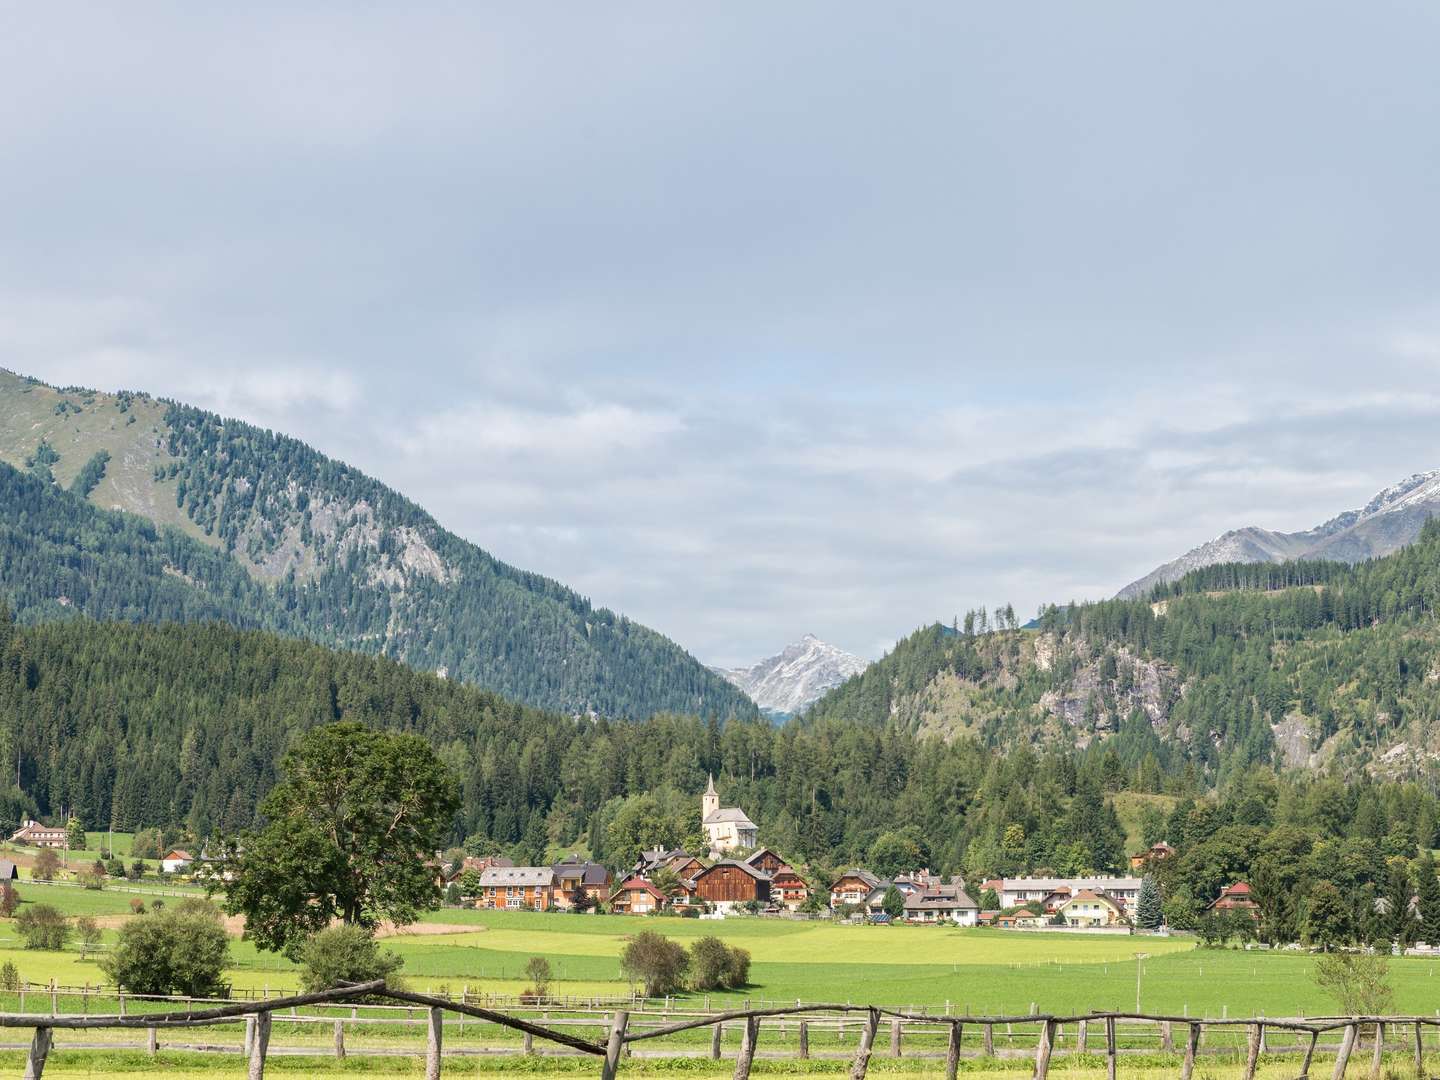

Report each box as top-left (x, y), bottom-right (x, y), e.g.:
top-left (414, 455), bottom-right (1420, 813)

top-left (3, 4), bottom-right (1440, 666)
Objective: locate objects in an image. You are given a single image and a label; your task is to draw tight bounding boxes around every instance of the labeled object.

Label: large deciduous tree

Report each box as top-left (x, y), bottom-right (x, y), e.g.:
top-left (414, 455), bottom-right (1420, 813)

top-left (222, 722), bottom-right (459, 957)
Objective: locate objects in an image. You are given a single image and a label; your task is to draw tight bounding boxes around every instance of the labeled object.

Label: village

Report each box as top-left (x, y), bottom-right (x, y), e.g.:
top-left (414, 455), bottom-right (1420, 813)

top-left (427, 781), bottom-right (1258, 931)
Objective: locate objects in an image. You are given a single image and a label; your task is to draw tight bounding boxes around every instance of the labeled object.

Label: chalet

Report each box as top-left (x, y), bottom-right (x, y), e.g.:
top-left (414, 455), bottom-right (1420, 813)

top-left (745, 848), bottom-right (789, 876)
top-left (998, 876), bottom-right (1142, 909)
top-left (690, 860), bottom-right (770, 913)
top-left (1208, 882), bottom-right (1260, 918)
top-left (769, 865), bottom-right (810, 910)
top-left (476, 867), bottom-right (558, 911)
top-left (1058, 890), bottom-right (1127, 928)
top-left (633, 848), bottom-right (706, 881)
top-left (829, 869), bottom-right (880, 910)
top-left (701, 776), bottom-right (758, 854)
top-left (160, 849), bottom-right (194, 874)
top-left (552, 858), bottom-right (611, 908)
top-left (1130, 842), bottom-right (1175, 870)
top-left (9, 821), bottom-right (67, 848)
top-left (903, 884), bottom-right (980, 925)
top-left (609, 877), bottom-right (667, 915)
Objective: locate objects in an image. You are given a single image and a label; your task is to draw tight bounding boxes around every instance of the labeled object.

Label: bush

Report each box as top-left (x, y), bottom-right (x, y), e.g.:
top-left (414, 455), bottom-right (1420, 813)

top-left (130, 828), bottom-right (163, 861)
top-left (523, 956), bottom-right (552, 1001)
top-left (16, 905), bottom-right (70, 950)
top-left (620, 930), bottom-right (688, 997)
top-left (32, 850), bottom-right (58, 882)
top-left (688, 936), bottom-right (750, 990)
top-left (76, 916), bottom-right (102, 959)
top-left (1315, 952), bottom-right (1394, 1016)
top-left (0, 961), bottom-right (18, 991)
top-left (128, 860), bottom-right (145, 881)
top-left (100, 900), bottom-right (230, 997)
top-left (129, 898), bottom-right (146, 915)
top-left (298, 925), bottom-right (404, 995)
top-left (0, 884), bottom-right (19, 918)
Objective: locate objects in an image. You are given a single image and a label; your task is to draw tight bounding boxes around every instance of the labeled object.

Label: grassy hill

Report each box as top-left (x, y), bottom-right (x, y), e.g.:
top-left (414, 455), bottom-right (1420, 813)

top-left (0, 370), bottom-right (753, 721)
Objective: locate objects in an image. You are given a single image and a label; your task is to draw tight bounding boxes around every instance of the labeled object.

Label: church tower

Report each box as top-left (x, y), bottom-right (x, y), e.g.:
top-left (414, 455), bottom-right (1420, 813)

top-left (702, 773), bottom-right (719, 820)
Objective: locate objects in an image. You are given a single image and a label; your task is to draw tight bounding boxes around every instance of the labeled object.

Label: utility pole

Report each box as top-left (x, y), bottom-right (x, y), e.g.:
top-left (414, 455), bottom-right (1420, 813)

top-left (1134, 952), bottom-right (1149, 1012)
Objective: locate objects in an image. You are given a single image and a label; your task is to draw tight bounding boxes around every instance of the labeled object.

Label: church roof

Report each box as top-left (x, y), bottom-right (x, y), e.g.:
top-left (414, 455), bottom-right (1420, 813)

top-left (705, 773), bottom-right (717, 796)
top-left (703, 807), bottom-right (756, 827)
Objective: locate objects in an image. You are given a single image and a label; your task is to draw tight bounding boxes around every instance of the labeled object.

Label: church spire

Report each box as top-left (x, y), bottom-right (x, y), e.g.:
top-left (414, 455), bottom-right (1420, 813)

top-left (705, 773), bottom-right (717, 796)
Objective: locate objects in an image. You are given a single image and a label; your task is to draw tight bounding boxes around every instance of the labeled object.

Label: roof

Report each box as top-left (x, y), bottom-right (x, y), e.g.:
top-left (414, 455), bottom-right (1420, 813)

top-left (832, 869), bottom-right (880, 889)
top-left (696, 859), bottom-right (770, 882)
top-left (904, 886), bottom-right (979, 911)
top-left (0, 860), bottom-right (16, 881)
top-left (705, 774), bottom-right (717, 796)
top-left (702, 808), bottom-right (757, 827)
top-left (612, 877), bottom-right (666, 900)
top-left (1063, 890), bottom-right (1124, 910)
top-left (745, 848), bottom-right (786, 866)
top-left (164, 850), bottom-right (194, 861)
top-left (1011, 908), bottom-right (1037, 918)
top-left (1000, 876), bottom-right (1142, 892)
top-left (477, 866), bottom-right (557, 887)
top-left (553, 860), bottom-right (610, 885)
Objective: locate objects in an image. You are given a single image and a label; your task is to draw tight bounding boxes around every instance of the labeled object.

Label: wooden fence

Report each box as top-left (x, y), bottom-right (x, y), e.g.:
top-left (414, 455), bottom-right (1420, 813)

top-left (1, 982), bottom-right (1436, 1080)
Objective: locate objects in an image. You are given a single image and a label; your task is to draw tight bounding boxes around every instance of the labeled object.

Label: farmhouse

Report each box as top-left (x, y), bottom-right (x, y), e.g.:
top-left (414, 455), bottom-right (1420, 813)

top-left (1208, 881), bottom-right (1261, 917)
top-left (9, 820), bottom-right (67, 848)
top-left (701, 775), bottom-right (758, 854)
top-left (903, 883), bottom-right (979, 925)
top-left (690, 860), bottom-right (770, 913)
top-left (476, 866), bottom-right (558, 911)
top-left (609, 877), bottom-right (668, 915)
top-left (634, 848), bottom-right (707, 881)
top-left (745, 848), bottom-right (789, 875)
top-left (160, 849), bottom-right (194, 874)
top-left (1058, 890), bottom-right (1127, 927)
top-left (999, 876), bottom-right (1142, 909)
top-left (830, 869), bottom-right (880, 910)
top-left (552, 857), bottom-right (611, 908)
top-left (769, 865), bottom-right (810, 909)
top-left (1130, 841), bottom-right (1175, 870)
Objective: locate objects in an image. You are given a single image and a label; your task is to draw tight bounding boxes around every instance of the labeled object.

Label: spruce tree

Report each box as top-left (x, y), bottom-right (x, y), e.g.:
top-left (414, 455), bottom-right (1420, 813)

top-left (1135, 876), bottom-right (1163, 930)
top-left (1415, 852), bottom-right (1440, 945)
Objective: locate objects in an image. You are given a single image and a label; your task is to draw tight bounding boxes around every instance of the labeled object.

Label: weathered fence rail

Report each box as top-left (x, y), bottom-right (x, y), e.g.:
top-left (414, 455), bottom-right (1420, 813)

top-left (0, 983), bottom-right (1436, 1079)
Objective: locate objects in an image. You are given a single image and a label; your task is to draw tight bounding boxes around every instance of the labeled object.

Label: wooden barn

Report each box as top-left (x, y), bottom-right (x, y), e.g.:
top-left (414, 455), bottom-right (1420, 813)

top-left (690, 860), bottom-right (770, 912)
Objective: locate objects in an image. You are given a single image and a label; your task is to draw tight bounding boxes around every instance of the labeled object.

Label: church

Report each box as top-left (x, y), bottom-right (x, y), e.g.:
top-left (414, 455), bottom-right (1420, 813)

top-left (701, 775), bottom-right (758, 854)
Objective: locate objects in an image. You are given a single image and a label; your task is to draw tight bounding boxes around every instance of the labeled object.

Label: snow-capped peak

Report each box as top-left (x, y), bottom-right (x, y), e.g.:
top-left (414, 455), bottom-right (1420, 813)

top-left (713, 636), bottom-right (869, 716)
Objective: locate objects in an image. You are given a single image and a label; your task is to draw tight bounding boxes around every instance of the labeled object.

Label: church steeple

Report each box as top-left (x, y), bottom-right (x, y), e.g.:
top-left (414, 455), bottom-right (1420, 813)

top-left (702, 773), bottom-right (719, 820)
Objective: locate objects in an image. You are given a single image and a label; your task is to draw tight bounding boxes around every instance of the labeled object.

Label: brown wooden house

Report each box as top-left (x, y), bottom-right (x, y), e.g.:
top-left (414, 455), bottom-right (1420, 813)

top-left (690, 860), bottom-right (770, 912)
top-left (609, 877), bottom-right (667, 915)
top-left (475, 867), bottom-right (557, 911)
top-left (745, 848), bottom-right (788, 876)
top-left (769, 865), bottom-right (810, 909)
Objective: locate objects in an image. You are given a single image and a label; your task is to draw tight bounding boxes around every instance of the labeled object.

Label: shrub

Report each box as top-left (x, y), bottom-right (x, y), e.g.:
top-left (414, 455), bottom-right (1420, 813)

top-left (1315, 952), bottom-right (1394, 1016)
top-left (100, 900), bottom-right (230, 997)
top-left (80, 866), bottom-right (106, 890)
top-left (688, 936), bottom-right (750, 990)
top-left (76, 916), bottom-right (102, 959)
top-left (32, 850), bottom-right (58, 882)
top-left (127, 860), bottom-right (145, 881)
top-left (16, 905), bottom-right (70, 950)
top-left (523, 956), bottom-right (552, 1001)
top-left (0, 961), bottom-right (18, 991)
top-left (0, 884), bottom-right (19, 918)
top-left (727, 946), bottom-right (751, 988)
top-left (620, 931), bottom-right (688, 997)
top-left (130, 828), bottom-right (164, 860)
top-left (129, 898), bottom-right (146, 916)
top-left (444, 882), bottom-right (461, 905)
top-left (298, 925), bottom-right (404, 996)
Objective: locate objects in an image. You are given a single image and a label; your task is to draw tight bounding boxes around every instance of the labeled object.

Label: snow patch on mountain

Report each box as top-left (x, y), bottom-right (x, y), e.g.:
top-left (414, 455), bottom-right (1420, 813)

top-left (714, 635), bottom-right (868, 715)
top-left (1119, 470), bottom-right (1440, 598)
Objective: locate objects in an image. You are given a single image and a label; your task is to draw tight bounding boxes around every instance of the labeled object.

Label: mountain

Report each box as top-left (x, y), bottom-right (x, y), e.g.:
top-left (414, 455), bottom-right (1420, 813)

top-left (713, 634), bottom-right (869, 715)
top-left (806, 520), bottom-right (1440, 782)
top-left (0, 369), bottom-right (754, 721)
top-left (1118, 471), bottom-right (1440, 598)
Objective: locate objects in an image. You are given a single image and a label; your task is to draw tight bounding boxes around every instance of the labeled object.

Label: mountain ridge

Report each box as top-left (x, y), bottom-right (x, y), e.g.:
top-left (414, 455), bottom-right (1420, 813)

top-left (713, 633), bottom-right (868, 715)
top-left (1118, 470), bottom-right (1440, 598)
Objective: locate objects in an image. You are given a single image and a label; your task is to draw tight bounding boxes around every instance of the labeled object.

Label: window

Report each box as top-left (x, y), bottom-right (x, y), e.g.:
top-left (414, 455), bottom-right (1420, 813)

top-left (506, 897), bottom-right (521, 909)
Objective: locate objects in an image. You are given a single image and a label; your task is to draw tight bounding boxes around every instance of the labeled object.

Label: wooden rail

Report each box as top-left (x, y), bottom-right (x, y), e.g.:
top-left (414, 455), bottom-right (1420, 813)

top-left (1, 986), bottom-right (1437, 1079)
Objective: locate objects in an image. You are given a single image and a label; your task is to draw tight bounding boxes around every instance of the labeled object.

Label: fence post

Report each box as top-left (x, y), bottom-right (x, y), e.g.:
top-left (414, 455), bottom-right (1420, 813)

top-left (983, 1022), bottom-right (995, 1056)
top-left (798, 1021), bottom-right (809, 1059)
top-left (1180, 1022), bottom-right (1201, 1080)
top-left (1078, 1019), bottom-right (1088, 1054)
top-left (1414, 1021), bottom-right (1424, 1078)
top-left (1301, 1030), bottom-right (1319, 1078)
top-left (945, 1022), bottom-right (962, 1080)
top-left (1161, 1020), bottom-right (1174, 1052)
top-left (23, 1026), bottom-right (52, 1080)
top-left (849, 1009), bottom-right (879, 1080)
top-left (1370, 1022), bottom-right (1384, 1080)
top-left (118, 992), bottom-right (125, 1016)
top-left (1244, 1023), bottom-right (1262, 1080)
top-left (248, 1012), bottom-right (271, 1080)
top-left (734, 1015), bottom-right (760, 1080)
top-left (711, 1022), bottom-right (723, 1059)
top-left (602, 1010), bottom-right (629, 1080)
top-left (1333, 1022), bottom-right (1357, 1080)
top-left (334, 1019), bottom-right (346, 1059)
top-left (426, 1006), bottom-right (444, 1080)
top-left (1034, 1018), bottom-right (1056, 1080)
top-left (890, 1018), bottom-right (902, 1057)
top-left (147, 1026), bottom-right (158, 1056)
top-left (1105, 1016), bottom-right (1117, 1080)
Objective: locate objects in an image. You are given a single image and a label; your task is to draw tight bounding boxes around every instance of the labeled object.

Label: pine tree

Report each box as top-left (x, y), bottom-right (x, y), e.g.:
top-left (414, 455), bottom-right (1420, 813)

top-left (1135, 876), bottom-right (1163, 930)
top-left (1414, 853), bottom-right (1440, 945)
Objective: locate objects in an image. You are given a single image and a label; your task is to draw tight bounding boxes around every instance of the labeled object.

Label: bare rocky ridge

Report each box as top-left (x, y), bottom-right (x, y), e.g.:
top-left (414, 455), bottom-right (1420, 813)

top-left (1119, 470), bottom-right (1440, 598)
top-left (714, 634), bottom-right (869, 715)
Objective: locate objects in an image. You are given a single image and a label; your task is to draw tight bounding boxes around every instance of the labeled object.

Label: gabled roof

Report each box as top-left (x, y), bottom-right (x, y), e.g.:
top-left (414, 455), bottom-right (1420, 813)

top-left (164, 849), bottom-right (194, 861)
top-left (611, 876), bottom-right (666, 901)
top-left (695, 859), bottom-right (770, 882)
top-left (478, 866), bottom-right (557, 887)
top-left (832, 869), bottom-right (879, 889)
top-left (745, 848), bottom-right (787, 866)
top-left (904, 886), bottom-right (979, 911)
top-left (703, 807), bottom-right (757, 827)
top-left (553, 859), bottom-right (610, 885)
top-left (1062, 889), bottom-right (1124, 911)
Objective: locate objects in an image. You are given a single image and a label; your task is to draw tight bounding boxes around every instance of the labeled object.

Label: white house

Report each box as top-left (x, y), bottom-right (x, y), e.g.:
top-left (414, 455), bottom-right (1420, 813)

top-left (701, 775), bottom-right (758, 855)
top-left (160, 849), bottom-right (194, 874)
top-left (998, 876), bottom-right (1141, 909)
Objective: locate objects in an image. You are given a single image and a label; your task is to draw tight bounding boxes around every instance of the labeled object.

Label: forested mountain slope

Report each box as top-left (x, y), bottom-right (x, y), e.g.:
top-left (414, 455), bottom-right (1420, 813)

top-left (0, 370), bottom-right (752, 720)
top-left (807, 523), bottom-right (1440, 784)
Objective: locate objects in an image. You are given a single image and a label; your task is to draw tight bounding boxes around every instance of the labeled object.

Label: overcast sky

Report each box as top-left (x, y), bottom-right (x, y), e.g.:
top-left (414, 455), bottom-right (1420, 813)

top-left (4, 5), bottom-right (1440, 665)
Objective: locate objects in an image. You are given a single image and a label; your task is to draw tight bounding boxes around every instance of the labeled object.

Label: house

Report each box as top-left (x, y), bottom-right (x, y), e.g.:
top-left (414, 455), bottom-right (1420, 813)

top-left (475, 867), bottom-right (558, 911)
top-left (1208, 882), bottom-right (1261, 918)
top-left (9, 821), bottom-right (67, 848)
top-left (552, 858), bottom-right (612, 908)
top-left (1015, 909), bottom-right (1048, 928)
top-left (995, 908), bottom-right (1036, 928)
top-left (701, 776), bottom-right (758, 854)
top-left (1130, 842), bottom-right (1175, 870)
top-left (690, 860), bottom-right (770, 913)
top-left (745, 848), bottom-right (789, 876)
top-left (998, 877), bottom-right (1142, 909)
top-left (977, 910), bottom-right (999, 926)
top-left (609, 877), bottom-right (668, 915)
top-left (830, 869), bottom-right (880, 910)
top-left (1038, 887), bottom-right (1072, 914)
top-left (160, 849), bottom-right (194, 874)
top-left (1058, 890), bottom-right (1127, 927)
top-left (903, 884), bottom-right (980, 925)
top-left (633, 848), bottom-right (706, 881)
top-left (769, 865), bottom-right (810, 910)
